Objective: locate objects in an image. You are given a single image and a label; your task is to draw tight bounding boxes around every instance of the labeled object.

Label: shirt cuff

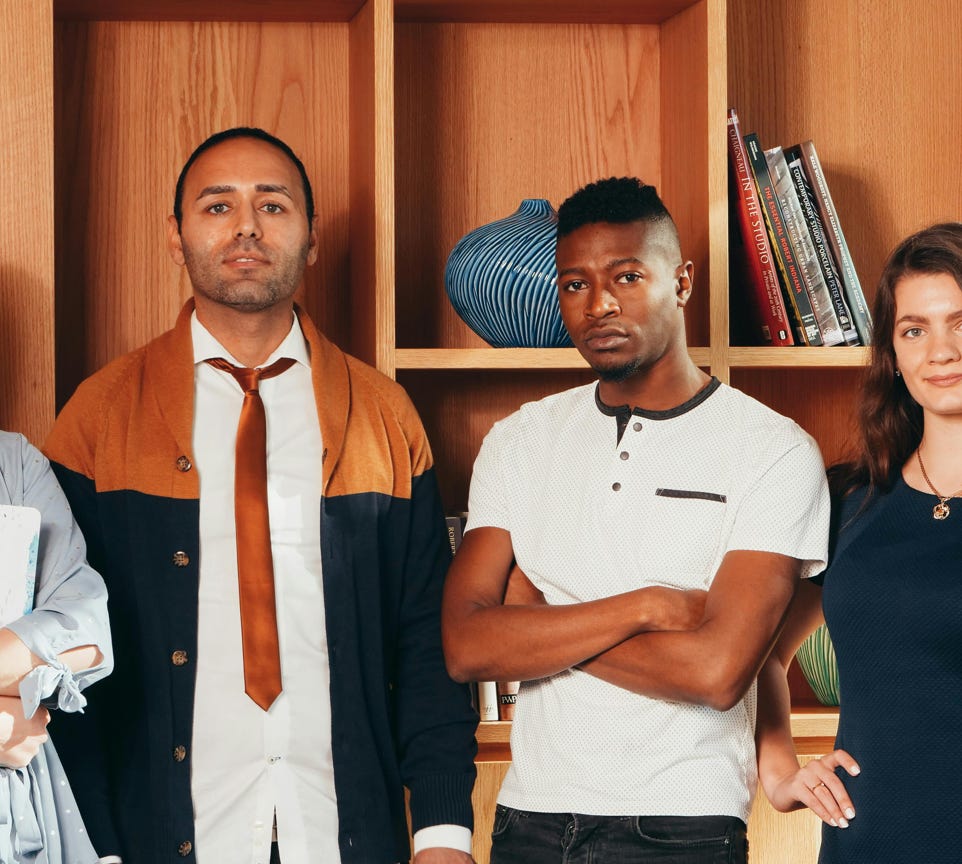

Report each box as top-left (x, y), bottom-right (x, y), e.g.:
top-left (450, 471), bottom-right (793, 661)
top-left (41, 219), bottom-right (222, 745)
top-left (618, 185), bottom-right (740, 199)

top-left (412, 824), bottom-right (472, 855)
top-left (96, 857), bottom-right (123, 863)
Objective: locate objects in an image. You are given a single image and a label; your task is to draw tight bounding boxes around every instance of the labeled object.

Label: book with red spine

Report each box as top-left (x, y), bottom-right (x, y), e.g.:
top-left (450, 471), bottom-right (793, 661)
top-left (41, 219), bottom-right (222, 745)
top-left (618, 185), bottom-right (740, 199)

top-left (726, 108), bottom-right (794, 346)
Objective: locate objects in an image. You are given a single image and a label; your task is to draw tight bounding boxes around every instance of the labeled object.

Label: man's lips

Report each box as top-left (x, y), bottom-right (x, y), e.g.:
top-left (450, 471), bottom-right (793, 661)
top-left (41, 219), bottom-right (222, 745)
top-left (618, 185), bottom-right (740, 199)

top-left (583, 328), bottom-right (629, 350)
top-left (224, 254), bottom-right (269, 266)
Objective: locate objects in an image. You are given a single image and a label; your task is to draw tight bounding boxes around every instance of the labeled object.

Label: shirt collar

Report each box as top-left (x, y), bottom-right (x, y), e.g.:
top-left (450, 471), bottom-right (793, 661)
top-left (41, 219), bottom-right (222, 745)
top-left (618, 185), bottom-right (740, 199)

top-left (190, 310), bottom-right (311, 369)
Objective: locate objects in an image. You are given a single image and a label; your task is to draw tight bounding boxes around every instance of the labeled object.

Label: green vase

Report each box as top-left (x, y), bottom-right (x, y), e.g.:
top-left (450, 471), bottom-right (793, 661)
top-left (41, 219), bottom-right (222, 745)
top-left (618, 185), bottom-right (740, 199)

top-left (795, 623), bottom-right (840, 706)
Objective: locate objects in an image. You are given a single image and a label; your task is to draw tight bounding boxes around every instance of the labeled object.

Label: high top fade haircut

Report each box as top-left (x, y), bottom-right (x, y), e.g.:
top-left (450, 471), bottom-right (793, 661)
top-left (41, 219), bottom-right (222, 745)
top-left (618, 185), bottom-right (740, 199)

top-left (556, 176), bottom-right (678, 245)
top-left (173, 127), bottom-right (315, 231)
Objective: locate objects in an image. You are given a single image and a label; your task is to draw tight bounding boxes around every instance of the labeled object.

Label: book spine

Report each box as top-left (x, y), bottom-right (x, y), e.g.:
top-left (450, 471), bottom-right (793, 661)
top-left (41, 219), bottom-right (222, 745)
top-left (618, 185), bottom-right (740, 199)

top-left (726, 109), bottom-right (794, 346)
top-left (477, 680), bottom-right (499, 722)
top-left (797, 140), bottom-right (874, 345)
top-left (765, 146), bottom-right (847, 346)
top-left (785, 149), bottom-right (861, 345)
top-left (497, 680), bottom-right (520, 721)
top-left (744, 132), bottom-right (822, 346)
top-left (445, 514), bottom-right (464, 557)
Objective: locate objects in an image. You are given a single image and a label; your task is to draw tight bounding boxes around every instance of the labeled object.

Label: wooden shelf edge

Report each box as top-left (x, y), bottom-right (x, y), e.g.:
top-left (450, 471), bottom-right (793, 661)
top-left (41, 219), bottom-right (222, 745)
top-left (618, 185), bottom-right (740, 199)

top-left (54, 0), bottom-right (365, 22)
top-left (395, 347), bottom-right (712, 370)
top-left (394, 0), bottom-right (699, 25)
top-left (476, 708), bottom-right (839, 762)
top-left (728, 346), bottom-right (870, 369)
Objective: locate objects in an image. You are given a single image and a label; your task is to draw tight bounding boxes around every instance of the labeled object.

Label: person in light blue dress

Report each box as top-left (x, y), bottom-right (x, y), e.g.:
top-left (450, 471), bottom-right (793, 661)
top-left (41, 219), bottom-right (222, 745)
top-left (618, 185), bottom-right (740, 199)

top-left (0, 430), bottom-right (112, 863)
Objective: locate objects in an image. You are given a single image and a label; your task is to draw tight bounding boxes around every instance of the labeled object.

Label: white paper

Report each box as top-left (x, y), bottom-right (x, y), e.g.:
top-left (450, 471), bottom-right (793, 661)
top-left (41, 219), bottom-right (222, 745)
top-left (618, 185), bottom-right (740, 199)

top-left (0, 505), bottom-right (41, 626)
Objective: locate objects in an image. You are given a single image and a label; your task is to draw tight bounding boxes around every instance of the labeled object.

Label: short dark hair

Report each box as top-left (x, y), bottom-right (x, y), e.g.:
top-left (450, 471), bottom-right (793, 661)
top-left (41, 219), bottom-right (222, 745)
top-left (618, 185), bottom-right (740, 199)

top-left (172, 127), bottom-right (315, 230)
top-left (556, 176), bottom-right (676, 241)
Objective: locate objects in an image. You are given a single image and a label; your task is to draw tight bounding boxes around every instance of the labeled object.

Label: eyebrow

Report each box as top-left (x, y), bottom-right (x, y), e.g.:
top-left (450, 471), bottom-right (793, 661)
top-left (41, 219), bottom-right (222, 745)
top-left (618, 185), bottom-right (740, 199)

top-left (557, 257), bottom-right (646, 279)
top-left (896, 309), bottom-right (962, 325)
top-left (195, 183), bottom-right (294, 200)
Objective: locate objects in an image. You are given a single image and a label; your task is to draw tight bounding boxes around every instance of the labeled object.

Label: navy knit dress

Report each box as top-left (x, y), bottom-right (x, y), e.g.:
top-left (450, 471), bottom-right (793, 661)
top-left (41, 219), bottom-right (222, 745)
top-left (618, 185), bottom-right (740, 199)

top-left (818, 476), bottom-right (962, 862)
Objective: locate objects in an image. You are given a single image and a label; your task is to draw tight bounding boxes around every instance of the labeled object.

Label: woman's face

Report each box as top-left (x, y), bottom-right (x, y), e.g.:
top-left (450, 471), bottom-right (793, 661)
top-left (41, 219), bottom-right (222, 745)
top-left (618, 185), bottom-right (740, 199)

top-left (893, 271), bottom-right (962, 419)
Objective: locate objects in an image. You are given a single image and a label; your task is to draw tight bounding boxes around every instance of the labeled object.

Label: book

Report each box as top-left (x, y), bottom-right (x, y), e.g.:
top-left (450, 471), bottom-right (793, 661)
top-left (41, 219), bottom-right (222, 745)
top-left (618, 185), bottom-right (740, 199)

top-left (445, 514), bottom-right (464, 557)
top-left (791, 139), bottom-right (873, 345)
top-left (784, 148), bottom-right (862, 346)
top-left (477, 680), bottom-right (499, 722)
top-left (726, 109), bottom-right (794, 345)
top-left (497, 680), bottom-right (520, 721)
top-left (0, 505), bottom-right (41, 625)
top-left (744, 131), bottom-right (824, 346)
top-left (765, 145), bottom-right (852, 346)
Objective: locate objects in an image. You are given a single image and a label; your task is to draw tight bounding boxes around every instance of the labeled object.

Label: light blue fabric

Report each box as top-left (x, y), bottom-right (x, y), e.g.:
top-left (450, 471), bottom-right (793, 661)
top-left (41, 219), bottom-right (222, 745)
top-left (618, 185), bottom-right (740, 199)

top-left (0, 431), bottom-right (112, 864)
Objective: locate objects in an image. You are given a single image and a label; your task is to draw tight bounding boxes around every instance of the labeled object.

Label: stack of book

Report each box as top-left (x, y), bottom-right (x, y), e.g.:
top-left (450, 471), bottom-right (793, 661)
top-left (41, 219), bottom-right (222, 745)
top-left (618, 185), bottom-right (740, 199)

top-left (727, 108), bottom-right (872, 347)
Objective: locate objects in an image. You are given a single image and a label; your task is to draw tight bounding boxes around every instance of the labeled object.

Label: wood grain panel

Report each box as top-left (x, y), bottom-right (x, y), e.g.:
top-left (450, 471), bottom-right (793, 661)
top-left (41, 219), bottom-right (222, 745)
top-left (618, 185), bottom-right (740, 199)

top-left (55, 1), bottom-right (366, 21)
top-left (471, 760), bottom-right (510, 864)
top-left (0, 0), bottom-right (55, 440)
top-left (394, 22), bottom-right (663, 350)
top-left (54, 20), bottom-right (351, 406)
top-left (728, 0), bottom-right (962, 316)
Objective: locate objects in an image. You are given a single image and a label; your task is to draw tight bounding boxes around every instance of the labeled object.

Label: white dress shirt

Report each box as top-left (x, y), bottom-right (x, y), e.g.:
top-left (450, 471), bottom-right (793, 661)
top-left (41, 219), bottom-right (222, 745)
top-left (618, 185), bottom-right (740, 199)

top-left (191, 313), bottom-right (338, 864)
top-left (188, 313), bottom-right (470, 863)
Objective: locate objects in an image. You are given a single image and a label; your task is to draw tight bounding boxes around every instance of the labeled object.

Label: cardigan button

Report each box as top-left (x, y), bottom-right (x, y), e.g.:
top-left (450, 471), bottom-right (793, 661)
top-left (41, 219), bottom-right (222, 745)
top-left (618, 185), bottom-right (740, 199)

top-left (172, 551), bottom-right (190, 567)
top-left (178, 840), bottom-right (192, 856)
top-left (176, 455), bottom-right (192, 472)
top-left (173, 745), bottom-right (187, 762)
top-left (171, 650), bottom-right (188, 666)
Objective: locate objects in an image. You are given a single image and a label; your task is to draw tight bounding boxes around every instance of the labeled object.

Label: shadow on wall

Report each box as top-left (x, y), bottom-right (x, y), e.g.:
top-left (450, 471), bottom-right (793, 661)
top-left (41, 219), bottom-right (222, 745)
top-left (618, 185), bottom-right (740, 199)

top-left (0, 266), bottom-right (54, 442)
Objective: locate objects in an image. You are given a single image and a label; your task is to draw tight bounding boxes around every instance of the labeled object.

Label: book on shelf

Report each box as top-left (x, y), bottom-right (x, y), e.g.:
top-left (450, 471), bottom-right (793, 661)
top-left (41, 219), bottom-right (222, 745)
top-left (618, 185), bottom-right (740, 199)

top-left (497, 680), bottom-right (520, 721)
top-left (726, 108), bottom-right (794, 346)
top-left (445, 514), bottom-right (465, 557)
top-left (784, 147), bottom-right (863, 346)
top-left (765, 145), bottom-right (855, 345)
top-left (1, 505), bottom-right (41, 626)
top-left (744, 130), bottom-right (824, 346)
top-left (789, 139), bottom-right (873, 345)
top-left (477, 680), bottom-right (499, 722)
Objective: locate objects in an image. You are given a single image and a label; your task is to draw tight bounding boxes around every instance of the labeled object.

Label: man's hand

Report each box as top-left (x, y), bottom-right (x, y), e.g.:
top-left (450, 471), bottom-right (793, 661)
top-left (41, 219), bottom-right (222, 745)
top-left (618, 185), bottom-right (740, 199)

top-left (413, 849), bottom-right (475, 864)
top-left (0, 695), bottom-right (50, 768)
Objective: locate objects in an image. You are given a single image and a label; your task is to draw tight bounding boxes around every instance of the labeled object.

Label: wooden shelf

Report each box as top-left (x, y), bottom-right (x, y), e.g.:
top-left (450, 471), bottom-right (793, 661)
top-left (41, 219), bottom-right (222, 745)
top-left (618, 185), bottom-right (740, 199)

top-left (728, 347), bottom-right (870, 368)
top-left (394, 0), bottom-right (699, 24)
top-left (54, 0), bottom-right (366, 20)
top-left (476, 708), bottom-right (839, 760)
top-left (395, 347), bottom-right (712, 369)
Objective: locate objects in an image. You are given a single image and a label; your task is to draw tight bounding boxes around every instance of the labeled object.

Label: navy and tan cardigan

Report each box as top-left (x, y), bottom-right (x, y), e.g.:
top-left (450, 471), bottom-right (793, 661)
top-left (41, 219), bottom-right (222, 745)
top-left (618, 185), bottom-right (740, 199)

top-left (44, 300), bottom-right (478, 864)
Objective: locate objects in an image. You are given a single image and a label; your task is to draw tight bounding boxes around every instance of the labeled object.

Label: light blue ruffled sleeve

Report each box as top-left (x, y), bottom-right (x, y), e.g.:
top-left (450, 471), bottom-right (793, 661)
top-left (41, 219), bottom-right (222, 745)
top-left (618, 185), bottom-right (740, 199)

top-left (2, 433), bottom-right (112, 715)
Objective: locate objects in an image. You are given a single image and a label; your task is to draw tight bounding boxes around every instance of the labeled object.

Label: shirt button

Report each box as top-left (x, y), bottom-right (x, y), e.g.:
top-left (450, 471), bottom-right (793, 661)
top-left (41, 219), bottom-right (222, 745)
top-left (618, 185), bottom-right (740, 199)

top-left (175, 455), bottom-right (192, 472)
top-left (632, 421), bottom-right (643, 432)
top-left (171, 650), bottom-right (188, 666)
top-left (173, 745), bottom-right (187, 762)
top-left (619, 451), bottom-right (630, 460)
top-left (172, 551), bottom-right (190, 567)
top-left (178, 840), bottom-right (192, 856)
top-left (612, 482), bottom-right (622, 492)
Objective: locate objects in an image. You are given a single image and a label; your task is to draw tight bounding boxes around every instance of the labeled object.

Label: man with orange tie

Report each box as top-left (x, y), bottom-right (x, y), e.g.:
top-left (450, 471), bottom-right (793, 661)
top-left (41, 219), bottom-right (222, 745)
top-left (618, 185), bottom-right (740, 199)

top-left (44, 128), bottom-right (478, 864)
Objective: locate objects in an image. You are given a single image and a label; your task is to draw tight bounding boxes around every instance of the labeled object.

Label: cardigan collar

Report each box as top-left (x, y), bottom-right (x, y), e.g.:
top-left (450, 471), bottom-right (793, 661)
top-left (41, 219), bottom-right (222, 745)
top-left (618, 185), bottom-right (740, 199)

top-left (144, 298), bottom-right (351, 495)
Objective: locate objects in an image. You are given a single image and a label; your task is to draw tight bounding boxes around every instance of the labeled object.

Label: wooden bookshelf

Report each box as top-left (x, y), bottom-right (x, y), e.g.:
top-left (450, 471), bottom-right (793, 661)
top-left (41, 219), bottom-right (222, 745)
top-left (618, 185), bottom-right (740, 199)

top-left (3, 0), bottom-right (959, 861)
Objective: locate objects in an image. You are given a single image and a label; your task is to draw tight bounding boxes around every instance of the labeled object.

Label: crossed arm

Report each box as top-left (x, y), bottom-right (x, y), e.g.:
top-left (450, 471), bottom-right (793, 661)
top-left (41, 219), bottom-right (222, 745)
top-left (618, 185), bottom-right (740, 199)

top-left (442, 525), bottom-right (801, 711)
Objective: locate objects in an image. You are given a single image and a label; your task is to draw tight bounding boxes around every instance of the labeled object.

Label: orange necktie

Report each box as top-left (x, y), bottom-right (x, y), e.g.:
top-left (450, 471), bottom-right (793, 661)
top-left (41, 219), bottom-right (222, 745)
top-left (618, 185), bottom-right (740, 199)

top-left (207, 356), bottom-right (296, 711)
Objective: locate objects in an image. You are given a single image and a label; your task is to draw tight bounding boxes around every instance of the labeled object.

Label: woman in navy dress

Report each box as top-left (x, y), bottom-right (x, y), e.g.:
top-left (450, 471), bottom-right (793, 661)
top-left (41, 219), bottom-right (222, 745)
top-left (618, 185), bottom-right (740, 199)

top-left (756, 222), bottom-right (962, 862)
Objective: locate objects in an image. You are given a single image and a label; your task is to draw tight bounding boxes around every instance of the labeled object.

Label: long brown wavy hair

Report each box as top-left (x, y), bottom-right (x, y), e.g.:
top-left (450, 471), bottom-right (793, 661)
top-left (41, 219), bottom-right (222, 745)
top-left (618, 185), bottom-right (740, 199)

top-left (832, 222), bottom-right (962, 499)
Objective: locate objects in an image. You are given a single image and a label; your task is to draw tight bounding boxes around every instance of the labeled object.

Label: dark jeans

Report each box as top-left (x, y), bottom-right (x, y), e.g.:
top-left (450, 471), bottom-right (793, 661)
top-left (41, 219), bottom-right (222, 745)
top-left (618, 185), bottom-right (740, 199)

top-left (490, 807), bottom-right (748, 864)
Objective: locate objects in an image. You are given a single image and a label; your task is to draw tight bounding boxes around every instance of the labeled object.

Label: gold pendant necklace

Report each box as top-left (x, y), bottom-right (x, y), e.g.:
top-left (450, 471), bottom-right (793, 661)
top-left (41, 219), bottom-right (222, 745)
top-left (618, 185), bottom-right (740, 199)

top-left (916, 448), bottom-right (962, 520)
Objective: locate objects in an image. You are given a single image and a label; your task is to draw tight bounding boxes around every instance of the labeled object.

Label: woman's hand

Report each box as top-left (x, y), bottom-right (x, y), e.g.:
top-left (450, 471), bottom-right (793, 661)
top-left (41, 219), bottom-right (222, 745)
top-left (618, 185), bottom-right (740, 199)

top-left (766, 749), bottom-right (860, 828)
top-left (0, 695), bottom-right (50, 768)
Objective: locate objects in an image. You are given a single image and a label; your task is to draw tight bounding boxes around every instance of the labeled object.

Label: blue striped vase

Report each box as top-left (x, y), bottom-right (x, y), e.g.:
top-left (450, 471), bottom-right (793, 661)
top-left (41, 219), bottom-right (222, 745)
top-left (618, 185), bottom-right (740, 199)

top-left (444, 199), bottom-right (572, 348)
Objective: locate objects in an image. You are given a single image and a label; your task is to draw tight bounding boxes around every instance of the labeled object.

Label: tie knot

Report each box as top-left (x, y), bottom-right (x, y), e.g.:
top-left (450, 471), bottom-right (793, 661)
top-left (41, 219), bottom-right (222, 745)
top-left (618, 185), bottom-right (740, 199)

top-left (206, 356), bottom-right (296, 393)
